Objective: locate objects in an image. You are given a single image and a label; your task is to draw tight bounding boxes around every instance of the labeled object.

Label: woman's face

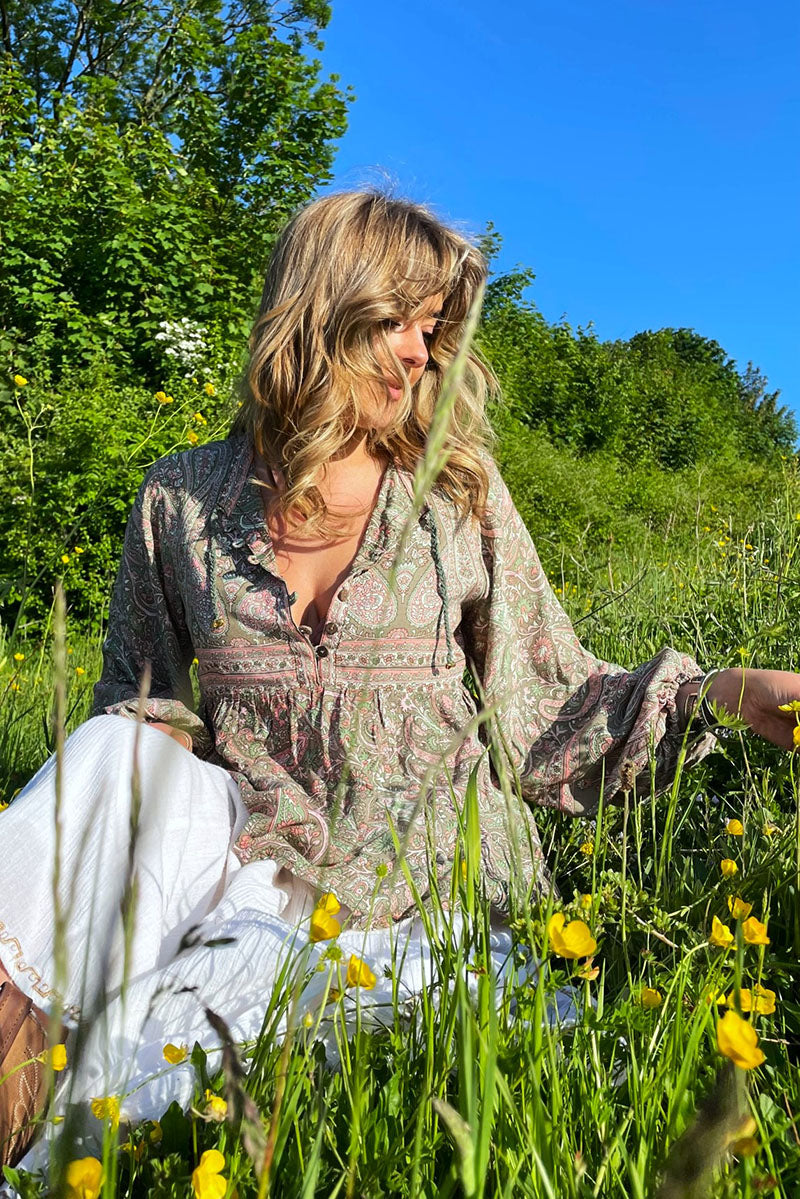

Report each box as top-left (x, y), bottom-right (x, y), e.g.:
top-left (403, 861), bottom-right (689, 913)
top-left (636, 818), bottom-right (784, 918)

top-left (358, 292), bottom-right (445, 432)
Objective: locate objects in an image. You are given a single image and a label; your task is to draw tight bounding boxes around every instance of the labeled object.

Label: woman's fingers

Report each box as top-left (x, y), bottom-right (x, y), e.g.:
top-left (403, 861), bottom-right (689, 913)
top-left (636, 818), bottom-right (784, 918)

top-left (148, 722), bottom-right (193, 752)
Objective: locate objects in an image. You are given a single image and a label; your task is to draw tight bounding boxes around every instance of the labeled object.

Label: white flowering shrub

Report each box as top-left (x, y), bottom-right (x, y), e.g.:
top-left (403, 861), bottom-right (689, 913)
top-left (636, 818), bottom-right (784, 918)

top-left (154, 318), bottom-right (209, 377)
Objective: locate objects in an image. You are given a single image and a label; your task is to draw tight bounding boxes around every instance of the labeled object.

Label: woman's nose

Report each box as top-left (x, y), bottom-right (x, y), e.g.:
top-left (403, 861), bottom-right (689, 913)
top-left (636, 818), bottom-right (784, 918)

top-left (397, 326), bottom-right (429, 368)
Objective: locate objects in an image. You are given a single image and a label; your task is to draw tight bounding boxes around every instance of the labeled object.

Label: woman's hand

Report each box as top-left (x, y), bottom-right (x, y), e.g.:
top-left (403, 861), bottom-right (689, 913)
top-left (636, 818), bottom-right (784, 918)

top-left (148, 722), bottom-right (193, 752)
top-left (707, 667), bottom-right (800, 750)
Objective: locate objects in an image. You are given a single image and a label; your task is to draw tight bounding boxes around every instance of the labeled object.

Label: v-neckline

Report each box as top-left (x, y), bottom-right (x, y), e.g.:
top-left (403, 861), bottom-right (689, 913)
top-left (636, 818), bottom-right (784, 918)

top-left (246, 449), bottom-right (397, 634)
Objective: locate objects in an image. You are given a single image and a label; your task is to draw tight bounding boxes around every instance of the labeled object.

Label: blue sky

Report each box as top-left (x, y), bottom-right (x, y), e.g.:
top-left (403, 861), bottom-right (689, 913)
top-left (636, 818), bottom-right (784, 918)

top-left (316, 0), bottom-right (799, 414)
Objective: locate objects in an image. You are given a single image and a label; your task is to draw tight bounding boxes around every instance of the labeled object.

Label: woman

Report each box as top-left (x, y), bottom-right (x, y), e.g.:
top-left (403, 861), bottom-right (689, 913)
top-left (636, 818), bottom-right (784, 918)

top-left (2, 188), bottom-right (799, 1166)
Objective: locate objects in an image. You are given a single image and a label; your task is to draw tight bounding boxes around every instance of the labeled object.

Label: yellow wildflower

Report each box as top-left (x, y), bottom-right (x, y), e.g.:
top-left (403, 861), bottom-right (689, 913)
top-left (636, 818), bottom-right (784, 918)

top-left (703, 986), bottom-right (727, 1006)
top-left (64, 1157), bottom-right (103, 1199)
top-left (727, 896), bottom-right (753, 920)
top-left (162, 1042), bottom-right (188, 1064)
top-left (728, 985), bottom-right (776, 1015)
top-left (778, 700), bottom-right (800, 712)
top-left (192, 1149), bottom-right (227, 1199)
top-left (547, 912), bottom-right (597, 960)
top-left (460, 858), bottom-right (467, 883)
top-left (0, 802), bottom-right (9, 813)
top-left (345, 954), bottom-right (377, 989)
top-left (203, 382), bottom-right (216, 397)
top-left (725, 819), bottom-right (744, 836)
top-left (149, 1121), bottom-right (162, 1144)
top-left (720, 859), bottom-right (738, 877)
top-left (13, 374), bottom-right (28, 387)
top-left (579, 842), bottom-right (594, 857)
top-left (729, 1134), bottom-right (759, 1157)
top-left (74, 546), bottom-right (84, 554)
top-left (42, 1043), bottom-right (67, 1071)
top-left (708, 915), bottom-right (734, 948)
top-left (75, 666), bottom-right (85, 676)
top-left (793, 725), bottom-right (800, 750)
top-left (717, 1009), bottom-right (765, 1070)
top-left (640, 987), bottom-right (663, 1008)
top-left (90, 1095), bottom-right (120, 1130)
top-left (309, 892), bottom-right (342, 942)
top-left (579, 894), bottom-right (593, 911)
top-left (187, 430), bottom-right (199, 445)
top-left (762, 823), bottom-right (778, 837)
top-left (61, 554), bottom-right (70, 564)
top-left (742, 916), bottom-right (770, 946)
top-left (13, 652), bottom-right (24, 662)
top-left (203, 1089), bottom-right (228, 1120)
top-left (575, 956), bottom-right (599, 981)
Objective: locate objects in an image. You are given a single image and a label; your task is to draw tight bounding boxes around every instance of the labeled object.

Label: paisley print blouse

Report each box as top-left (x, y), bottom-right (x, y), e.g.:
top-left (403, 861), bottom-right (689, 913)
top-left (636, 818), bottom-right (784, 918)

top-left (92, 433), bottom-right (715, 924)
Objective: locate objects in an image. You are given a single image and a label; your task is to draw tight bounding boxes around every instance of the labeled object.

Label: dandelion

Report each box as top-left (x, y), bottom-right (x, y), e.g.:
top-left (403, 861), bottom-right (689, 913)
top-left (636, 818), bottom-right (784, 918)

top-left (64, 1157), bottom-right (103, 1199)
top-left (41, 1043), bottom-right (67, 1071)
top-left (203, 382), bottom-right (216, 397)
top-left (579, 842), bottom-right (594, 857)
top-left (726, 819), bottom-right (744, 836)
top-left (345, 954), bottom-right (377, 989)
top-left (742, 916), bottom-right (770, 946)
top-left (708, 915), bottom-right (734, 948)
top-left (728, 896), bottom-right (753, 920)
top-left (717, 1009), bottom-right (765, 1070)
top-left (640, 987), bottom-right (663, 1008)
top-left (547, 912), bottom-right (597, 960)
top-left (727, 985), bottom-right (776, 1015)
top-left (203, 1089), bottom-right (227, 1120)
top-left (13, 652), bottom-right (24, 662)
top-left (720, 859), bottom-right (738, 877)
top-left (90, 1095), bottom-right (120, 1130)
top-left (191, 1149), bottom-right (227, 1199)
top-left (162, 1042), bottom-right (188, 1064)
top-left (309, 892), bottom-right (342, 942)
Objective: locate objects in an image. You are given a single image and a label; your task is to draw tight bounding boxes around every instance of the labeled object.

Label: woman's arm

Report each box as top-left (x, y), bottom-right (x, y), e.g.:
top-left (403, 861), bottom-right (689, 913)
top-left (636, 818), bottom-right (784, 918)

top-left (91, 458), bottom-right (212, 757)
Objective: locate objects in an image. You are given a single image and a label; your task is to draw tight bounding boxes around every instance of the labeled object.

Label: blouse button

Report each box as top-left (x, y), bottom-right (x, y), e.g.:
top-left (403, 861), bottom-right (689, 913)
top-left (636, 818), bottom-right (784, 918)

top-left (338, 588), bottom-right (349, 602)
top-left (316, 645), bottom-right (329, 658)
top-left (212, 618), bottom-right (225, 629)
top-left (247, 554), bottom-right (259, 565)
top-left (325, 621), bottom-right (339, 636)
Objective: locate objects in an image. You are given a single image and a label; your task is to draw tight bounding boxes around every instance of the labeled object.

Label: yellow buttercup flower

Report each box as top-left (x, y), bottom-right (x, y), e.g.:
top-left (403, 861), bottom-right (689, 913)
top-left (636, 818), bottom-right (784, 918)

top-left (547, 912), bottom-right (597, 960)
top-left (203, 382), bottom-right (216, 397)
top-left (187, 430), bottom-right (199, 445)
top-left (162, 1042), bottom-right (188, 1064)
top-left (203, 1089), bottom-right (228, 1120)
top-left (192, 1149), bottom-right (227, 1199)
top-left (793, 725), bottom-right (800, 750)
top-left (717, 1009), bottom-right (765, 1070)
top-left (579, 842), bottom-right (594, 857)
top-left (778, 700), bottom-right (800, 711)
top-left (703, 986), bottom-right (727, 1006)
top-left (726, 819), bottom-right (744, 836)
top-left (575, 956), bottom-right (600, 981)
top-left (13, 374), bottom-right (27, 387)
top-left (64, 1157), bottom-right (103, 1199)
top-left (75, 666), bottom-right (85, 676)
top-left (640, 987), bottom-right (663, 1008)
top-left (345, 954), bottom-right (377, 989)
top-left (309, 892), bottom-right (342, 942)
top-left (61, 553), bottom-right (70, 564)
top-left (41, 1043), bottom-right (67, 1071)
top-left (720, 859), bottom-right (738, 877)
top-left (708, 915), bottom-right (734, 948)
top-left (742, 916), bottom-right (770, 946)
top-left (74, 546), bottom-right (84, 554)
top-left (90, 1095), bottom-right (120, 1130)
top-left (149, 1120), bottom-right (162, 1144)
top-left (13, 652), bottom-right (24, 662)
top-left (727, 985), bottom-right (776, 1015)
top-left (727, 896), bottom-right (753, 920)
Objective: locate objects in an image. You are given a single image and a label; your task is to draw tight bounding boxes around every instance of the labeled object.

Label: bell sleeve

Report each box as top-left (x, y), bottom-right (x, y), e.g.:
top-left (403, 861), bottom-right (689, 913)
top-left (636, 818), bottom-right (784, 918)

top-left (91, 458), bottom-right (214, 758)
top-left (461, 460), bottom-right (716, 816)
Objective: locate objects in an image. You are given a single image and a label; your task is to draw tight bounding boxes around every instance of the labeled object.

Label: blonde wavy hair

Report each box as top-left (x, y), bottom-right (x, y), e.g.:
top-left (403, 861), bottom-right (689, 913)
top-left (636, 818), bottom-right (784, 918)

top-left (229, 187), bottom-right (500, 535)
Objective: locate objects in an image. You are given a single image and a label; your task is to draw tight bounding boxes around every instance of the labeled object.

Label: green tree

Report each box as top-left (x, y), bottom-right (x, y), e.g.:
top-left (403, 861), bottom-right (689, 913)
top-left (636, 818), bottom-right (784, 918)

top-left (0, 1), bottom-right (353, 382)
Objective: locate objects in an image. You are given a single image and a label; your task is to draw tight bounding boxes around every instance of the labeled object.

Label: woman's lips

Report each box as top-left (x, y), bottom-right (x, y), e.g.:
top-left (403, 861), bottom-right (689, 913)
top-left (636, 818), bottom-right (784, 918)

top-left (385, 379), bottom-right (403, 399)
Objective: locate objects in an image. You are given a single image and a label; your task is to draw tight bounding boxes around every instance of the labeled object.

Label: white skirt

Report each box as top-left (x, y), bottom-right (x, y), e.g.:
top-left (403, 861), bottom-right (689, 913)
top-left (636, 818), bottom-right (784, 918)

top-left (0, 715), bottom-right (576, 1169)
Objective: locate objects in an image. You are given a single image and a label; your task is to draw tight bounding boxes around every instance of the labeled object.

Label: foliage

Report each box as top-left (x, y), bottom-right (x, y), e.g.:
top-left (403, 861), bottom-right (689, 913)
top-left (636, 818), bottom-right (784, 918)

top-left (0, 2), bottom-right (353, 383)
top-left (478, 270), bottom-right (796, 468)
